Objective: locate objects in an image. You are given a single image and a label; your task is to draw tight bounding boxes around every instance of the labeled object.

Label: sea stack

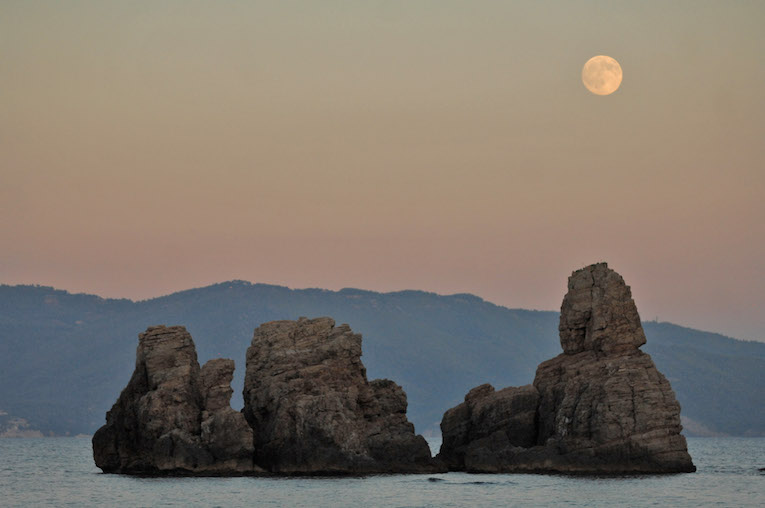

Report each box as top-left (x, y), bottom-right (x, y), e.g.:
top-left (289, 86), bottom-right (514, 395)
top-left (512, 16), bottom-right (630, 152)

top-left (242, 317), bottom-right (439, 474)
top-left (94, 319), bottom-right (440, 475)
top-left (92, 326), bottom-right (256, 474)
top-left (438, 263), bottom-right (696, 473)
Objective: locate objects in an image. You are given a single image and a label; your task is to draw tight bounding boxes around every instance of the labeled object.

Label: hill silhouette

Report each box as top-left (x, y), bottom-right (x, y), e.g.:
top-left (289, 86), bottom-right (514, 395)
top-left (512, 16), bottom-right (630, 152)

top-left (1, 281), bottom-right (763, 437)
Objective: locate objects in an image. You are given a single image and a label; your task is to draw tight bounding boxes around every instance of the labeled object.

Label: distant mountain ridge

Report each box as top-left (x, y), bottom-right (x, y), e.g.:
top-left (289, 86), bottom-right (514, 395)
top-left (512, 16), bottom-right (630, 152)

top-left (1, 281), bottom-right (763, 437)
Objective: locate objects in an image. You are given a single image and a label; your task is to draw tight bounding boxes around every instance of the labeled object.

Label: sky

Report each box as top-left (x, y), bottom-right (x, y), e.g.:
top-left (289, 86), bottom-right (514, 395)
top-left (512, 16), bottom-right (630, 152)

top-left (2, 1), bottom-right (764, 341)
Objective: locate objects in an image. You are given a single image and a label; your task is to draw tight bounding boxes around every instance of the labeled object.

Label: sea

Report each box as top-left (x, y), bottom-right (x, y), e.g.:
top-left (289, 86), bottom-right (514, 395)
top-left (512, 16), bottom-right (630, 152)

top-left (0, 437), bottom-right (762, 507)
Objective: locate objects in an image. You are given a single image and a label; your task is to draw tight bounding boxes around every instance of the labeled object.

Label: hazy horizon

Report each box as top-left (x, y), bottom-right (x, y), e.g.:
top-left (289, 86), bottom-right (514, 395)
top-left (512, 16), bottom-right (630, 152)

top-left (2, 1), bottom-right (764, 342)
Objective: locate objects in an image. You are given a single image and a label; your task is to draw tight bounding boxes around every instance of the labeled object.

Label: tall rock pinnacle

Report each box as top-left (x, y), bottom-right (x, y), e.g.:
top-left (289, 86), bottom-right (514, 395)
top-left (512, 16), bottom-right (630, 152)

top-left (92, 326), bottom-right (256, 474)
top-left (438, 262), bottom-right (696, 473)
top-left (559, 262), bottom-right (646, 354)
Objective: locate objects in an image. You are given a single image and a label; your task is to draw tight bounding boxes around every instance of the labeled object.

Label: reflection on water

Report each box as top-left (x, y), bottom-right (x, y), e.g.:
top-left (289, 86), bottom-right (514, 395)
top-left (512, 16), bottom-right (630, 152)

top-left (0, 437), bottom-right (763, 507)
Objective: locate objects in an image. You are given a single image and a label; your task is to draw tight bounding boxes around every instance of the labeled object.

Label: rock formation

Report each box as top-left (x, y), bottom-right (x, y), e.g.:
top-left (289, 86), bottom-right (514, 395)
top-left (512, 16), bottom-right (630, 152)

top-left (94, 319), bottom-right (439, 475)
top-left (92, 326), bottom-right (256, 474)
top-left (438, 263), bottom-right (696, 474)
top-left (242, 317), bottom-right (439, 474)
top-left (438, 384), bottom-right (539, 471)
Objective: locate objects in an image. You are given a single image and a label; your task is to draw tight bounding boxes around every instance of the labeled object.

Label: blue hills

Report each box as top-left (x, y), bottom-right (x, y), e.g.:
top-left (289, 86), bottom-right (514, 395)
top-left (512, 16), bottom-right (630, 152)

top-left (1, 281), bottom-right (762, 437)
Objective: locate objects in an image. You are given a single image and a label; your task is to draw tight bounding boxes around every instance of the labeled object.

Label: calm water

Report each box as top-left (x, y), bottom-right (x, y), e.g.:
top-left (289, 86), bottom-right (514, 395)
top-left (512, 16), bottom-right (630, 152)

top-left (0, 437), bottom-right (763, 507)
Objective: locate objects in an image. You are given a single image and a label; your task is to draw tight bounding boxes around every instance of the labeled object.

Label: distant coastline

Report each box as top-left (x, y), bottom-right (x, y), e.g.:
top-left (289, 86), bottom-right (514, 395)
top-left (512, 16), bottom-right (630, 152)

top-left (1, 282), bottom-right (763, 440)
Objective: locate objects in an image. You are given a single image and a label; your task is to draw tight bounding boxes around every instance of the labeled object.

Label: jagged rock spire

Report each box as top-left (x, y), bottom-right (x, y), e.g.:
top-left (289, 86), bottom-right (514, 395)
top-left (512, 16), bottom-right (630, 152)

top-left (559, 262), bottom-right (647, 354)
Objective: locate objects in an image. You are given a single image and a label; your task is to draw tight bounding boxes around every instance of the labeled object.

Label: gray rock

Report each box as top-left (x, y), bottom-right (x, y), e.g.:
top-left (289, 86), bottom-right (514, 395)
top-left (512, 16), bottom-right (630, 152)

top-left (94, 319), bottom-right (440, 475)
top-left (437, 263), bottom-right (696, 474)
top-left (242, 317), bottom-right (440, 474)
top-left (559, 263), bottom-right (646, 355)
top-left (199, 359), bottom-right (256, 471)
top-left (439, 384), bottom-right (538, 471)
top-left (92, 326), bottom-right (257, 474)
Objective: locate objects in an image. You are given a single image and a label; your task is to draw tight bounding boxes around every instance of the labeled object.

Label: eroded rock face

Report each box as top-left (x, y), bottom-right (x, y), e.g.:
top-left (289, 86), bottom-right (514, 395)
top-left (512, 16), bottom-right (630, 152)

top-left (439, 384), bottom-right (538, 471)
top-left (92, 326), bottom-right (256, 474)
top-left (95, 319), bottom-right (438, 475)
top-left (559, 263), bottom-right (646, 355)
top-left (242, 317), bottom-right (439, 474)
top-left (198, 359), bottom-right (256, 471)
top-left (437, 263), bottom-right (696, 474)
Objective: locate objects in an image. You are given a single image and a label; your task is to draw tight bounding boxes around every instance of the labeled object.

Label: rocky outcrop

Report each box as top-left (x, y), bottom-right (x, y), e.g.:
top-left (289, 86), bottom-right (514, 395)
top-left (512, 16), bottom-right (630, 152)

top-left (198, 359), bottom-right (257, 472)
top-left (439, 384), bottom-right (538, 471)
top-left (242, 317), bottom-right (439, 474)
top-left (92, 326), bottom-right (256, 474)
top-left (94, 319), bottom-right (439, 475)
top-left (437, 263), bottom-right (696, 474)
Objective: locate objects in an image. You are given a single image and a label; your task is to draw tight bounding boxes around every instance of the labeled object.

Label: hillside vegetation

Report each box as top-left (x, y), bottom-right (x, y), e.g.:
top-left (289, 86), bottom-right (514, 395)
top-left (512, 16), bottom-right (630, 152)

top-left (1, 282), bottom-right (762, 437)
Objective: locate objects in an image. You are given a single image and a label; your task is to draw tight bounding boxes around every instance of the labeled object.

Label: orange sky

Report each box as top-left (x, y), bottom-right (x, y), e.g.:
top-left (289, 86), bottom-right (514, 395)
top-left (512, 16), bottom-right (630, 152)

top-left (2, 1), bottom-right (764, 341)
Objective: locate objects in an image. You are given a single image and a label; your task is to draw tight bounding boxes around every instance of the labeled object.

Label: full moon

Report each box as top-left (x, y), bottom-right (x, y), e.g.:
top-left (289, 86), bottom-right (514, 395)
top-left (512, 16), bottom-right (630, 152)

top-left (582, 55), bottom-right (622, 95)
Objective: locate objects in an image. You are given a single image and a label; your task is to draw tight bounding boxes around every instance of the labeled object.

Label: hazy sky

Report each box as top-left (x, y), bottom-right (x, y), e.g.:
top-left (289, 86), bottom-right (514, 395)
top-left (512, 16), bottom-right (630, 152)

top-left (2, 1), bottom-right (764, 341)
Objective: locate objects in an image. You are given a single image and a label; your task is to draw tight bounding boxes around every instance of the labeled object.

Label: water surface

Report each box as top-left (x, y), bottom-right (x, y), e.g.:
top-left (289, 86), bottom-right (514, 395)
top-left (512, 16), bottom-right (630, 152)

top-left (1, 437), bottom-right (762, 507)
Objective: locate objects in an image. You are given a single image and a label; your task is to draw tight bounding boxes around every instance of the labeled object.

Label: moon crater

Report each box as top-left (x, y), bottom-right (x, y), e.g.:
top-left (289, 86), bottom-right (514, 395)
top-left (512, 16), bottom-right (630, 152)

top-left (582, 55), bottom-right (622, 95)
